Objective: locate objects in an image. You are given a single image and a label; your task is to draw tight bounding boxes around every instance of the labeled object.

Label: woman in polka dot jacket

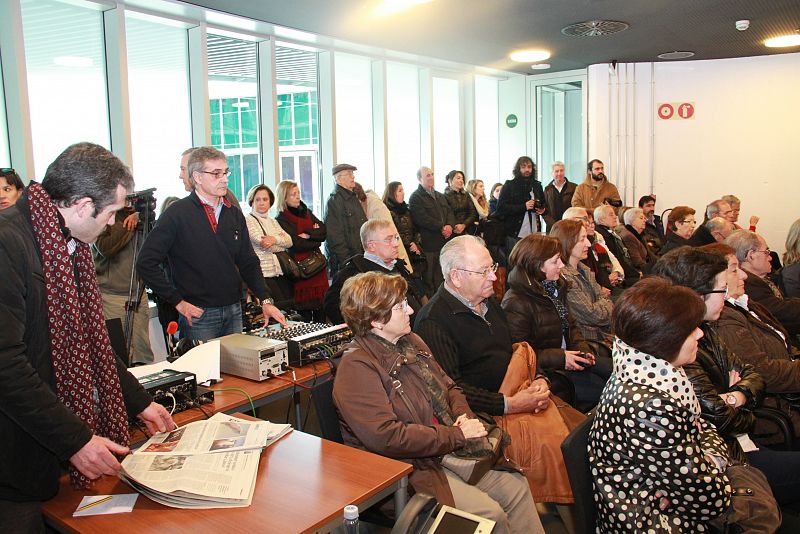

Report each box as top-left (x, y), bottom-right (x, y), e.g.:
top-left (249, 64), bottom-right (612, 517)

top-left (589, 278), bottom-right (733, 532)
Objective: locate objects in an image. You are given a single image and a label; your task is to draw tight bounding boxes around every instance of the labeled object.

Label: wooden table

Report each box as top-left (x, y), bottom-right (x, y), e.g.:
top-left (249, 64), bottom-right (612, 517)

top-left (43, 431), bottom-right (411, 534)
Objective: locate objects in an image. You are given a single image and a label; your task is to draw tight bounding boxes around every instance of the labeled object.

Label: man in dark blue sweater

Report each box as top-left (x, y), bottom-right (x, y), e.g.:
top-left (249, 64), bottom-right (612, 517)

top-left (137, 147), bottom-right (285, 340)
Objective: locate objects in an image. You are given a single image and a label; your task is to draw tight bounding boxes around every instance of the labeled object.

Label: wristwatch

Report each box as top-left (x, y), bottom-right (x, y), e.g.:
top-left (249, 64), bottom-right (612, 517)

top-left (725, 393), bottom-right (737, 406)
top-left (262, 298), bottom-right (275, 307)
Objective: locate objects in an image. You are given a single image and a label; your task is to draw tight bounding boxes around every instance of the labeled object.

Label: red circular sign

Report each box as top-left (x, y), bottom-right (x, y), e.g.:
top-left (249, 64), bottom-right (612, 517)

top-left (658, 103), bottom-right (674, 119)
top-left (678, 102), bottom-right (695, 119)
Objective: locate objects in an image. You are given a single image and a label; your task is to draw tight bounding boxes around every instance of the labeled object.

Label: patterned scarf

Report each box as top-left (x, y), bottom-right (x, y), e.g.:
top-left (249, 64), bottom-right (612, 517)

top-left (542, 279), bottom-right (569, 338)
top-left (27, 183), bottom-right (129, 488)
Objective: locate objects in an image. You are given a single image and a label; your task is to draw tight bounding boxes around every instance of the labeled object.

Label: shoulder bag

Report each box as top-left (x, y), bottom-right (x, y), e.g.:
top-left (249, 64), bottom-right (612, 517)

top-left (250, 214), bottom-right (302, 280)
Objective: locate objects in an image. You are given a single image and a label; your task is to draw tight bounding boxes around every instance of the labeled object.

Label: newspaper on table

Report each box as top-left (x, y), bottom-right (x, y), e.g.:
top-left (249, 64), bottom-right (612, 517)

top-left (119, 414), bottom-right (291, 509)
top-left (134, 412), bottom-right (291, 455)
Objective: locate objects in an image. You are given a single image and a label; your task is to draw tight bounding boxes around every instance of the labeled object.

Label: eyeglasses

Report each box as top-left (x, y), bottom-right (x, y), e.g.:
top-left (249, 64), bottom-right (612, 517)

top-left (391, 299), bottom-right (409, 312)
top-left (369, 234), bottom-right (400, 245)
top-left (199, 169), bottom-right (231, 178)
top-left (704, 286), bottom-right (729, 299)
top-left (456, 262), bottom-right (499, 277)
top-left (0, 168), bottom-right (15, 176)
top-left (752, 248), bottom-right (771, 257)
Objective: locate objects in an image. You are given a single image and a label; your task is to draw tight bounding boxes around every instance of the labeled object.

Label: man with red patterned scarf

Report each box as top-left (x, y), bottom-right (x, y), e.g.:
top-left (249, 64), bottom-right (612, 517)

top-left (0, 143), bottom-right (175, 531)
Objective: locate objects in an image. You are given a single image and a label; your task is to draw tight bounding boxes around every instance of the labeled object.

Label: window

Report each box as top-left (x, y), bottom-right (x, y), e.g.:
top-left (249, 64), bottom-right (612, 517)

top-left (21, 0), bottom-right (109, 177)
top-left (334, 53), bottom-right (374, 191)
top-left (433, 77), bottom-right (461, 180)
top-left (386, 62), bottom-right (420, 195)
top-left (0, 53), bottom-right (9, 168)
top-left (276, 45), bottom-right (321, 214)
top-left (474, 76), bottom-right (499, 184)
top-left (208, 33), bottom-right (261, 203)
top-left (126, 12), bottom-right (192, 210)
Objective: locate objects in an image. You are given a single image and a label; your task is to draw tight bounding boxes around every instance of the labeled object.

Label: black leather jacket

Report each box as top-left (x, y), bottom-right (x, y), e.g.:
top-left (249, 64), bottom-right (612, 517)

top-left (683, 322), bottom-right (765, 461)
top-left (444, 187), bottom-right (478, 233)
top-left (385, 198), bottom-right (422, 253)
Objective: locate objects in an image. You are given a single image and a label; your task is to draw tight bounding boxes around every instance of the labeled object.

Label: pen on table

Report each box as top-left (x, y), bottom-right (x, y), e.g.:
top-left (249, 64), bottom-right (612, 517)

top-left (76, 495), bottom-right (113, 512)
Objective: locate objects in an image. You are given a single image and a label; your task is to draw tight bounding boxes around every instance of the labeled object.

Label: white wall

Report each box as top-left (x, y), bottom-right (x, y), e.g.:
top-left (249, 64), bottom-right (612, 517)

top-left (587, 52), bottom-right (800, 255)
top-left (498, 75), bottom-right (527, 181)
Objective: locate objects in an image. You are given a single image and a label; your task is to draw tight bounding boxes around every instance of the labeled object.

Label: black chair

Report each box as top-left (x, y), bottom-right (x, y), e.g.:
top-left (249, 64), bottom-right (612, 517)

top-left (752, 403), bottom-right (796, 450)
top-left (560, 412), bottom-right (596, 534)
top-left (310, 377), bottom-right (343, 444)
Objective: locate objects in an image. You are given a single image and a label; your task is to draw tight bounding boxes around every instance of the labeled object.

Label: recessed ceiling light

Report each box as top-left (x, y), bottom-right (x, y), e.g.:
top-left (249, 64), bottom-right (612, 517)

top-left (530, 63), bottom-right (551, 70)
top-left (53, 56), bottom-right (93, 68)
top-left (510, 50), bottom-right (551, 62)
top-left (765, 32), bottom-right (800, 48)
top-left (657, 51), bottom-right (695, 60)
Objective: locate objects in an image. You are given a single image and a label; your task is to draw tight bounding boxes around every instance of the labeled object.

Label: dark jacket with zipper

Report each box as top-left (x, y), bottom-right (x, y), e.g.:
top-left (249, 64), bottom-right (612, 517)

top-left (542, 179), bottom-right (577, 229)
top-left (494, 174), bottom-right (545, 237)
top-left (137, 191), bottom-right (270, 307)
top-left (683, 323), bottom-right (764, 461)
top-left (500, 267), bottom-right (590, 371)
top-left (385, 198), bottom-right (422, 254)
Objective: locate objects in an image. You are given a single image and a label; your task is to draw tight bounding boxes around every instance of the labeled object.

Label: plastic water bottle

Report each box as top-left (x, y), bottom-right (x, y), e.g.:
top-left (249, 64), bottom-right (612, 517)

top-left (343, 504), bottom-right (359, 534)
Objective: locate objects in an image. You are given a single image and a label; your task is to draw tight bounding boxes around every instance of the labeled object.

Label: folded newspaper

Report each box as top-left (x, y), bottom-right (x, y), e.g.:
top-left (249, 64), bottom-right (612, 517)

top-left (119, 413), bottom-right (292, 508)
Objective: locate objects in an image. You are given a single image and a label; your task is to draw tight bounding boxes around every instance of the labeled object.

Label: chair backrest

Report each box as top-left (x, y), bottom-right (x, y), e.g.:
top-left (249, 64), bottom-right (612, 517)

top-left (311, 378), bottom-right (344, 444)
top-left (560, 412), bottom-right (596, 534)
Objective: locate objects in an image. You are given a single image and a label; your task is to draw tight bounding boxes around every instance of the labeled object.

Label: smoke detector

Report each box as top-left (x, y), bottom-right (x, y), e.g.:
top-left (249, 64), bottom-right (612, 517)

top-left (561, 20), bottom-right (629, 37)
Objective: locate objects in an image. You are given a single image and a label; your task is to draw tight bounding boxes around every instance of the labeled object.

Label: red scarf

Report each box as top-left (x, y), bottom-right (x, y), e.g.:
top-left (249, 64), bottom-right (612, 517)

top-left (27, 183), bottom-right (129, 489)
top-left (280, 205), bottom-right (329, 304)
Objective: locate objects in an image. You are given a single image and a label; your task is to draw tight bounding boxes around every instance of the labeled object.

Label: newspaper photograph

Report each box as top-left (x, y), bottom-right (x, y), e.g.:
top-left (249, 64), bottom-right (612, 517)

top-left (135, 412), bottom-right (291, 455)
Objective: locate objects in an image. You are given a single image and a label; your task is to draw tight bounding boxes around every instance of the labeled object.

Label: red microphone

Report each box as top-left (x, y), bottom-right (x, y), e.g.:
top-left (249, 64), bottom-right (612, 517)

top-left (166, 321), bottom-right (179, 359)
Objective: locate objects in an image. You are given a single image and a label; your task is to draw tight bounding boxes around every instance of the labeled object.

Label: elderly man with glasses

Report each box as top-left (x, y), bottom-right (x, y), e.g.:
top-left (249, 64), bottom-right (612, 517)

top-left (137, 146), bottom-right (285, 341)
top-left (726, 229), bottom-right (800, 336)
top-left (324, 219), bottom-right (424, 324)
top-left (414, 235), bottom-right (551, 417)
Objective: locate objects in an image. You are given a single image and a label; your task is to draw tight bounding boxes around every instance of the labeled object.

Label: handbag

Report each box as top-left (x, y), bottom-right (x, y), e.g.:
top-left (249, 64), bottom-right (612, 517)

top-left (296, 249), bottom-right (327, 279)
top-left (275, 251), bottom-right (301, 280)
top-left (250, 214), bottom-right (323, 280)
top-left (711, 463), bottom-right (781, 534)
top-left (440, 412), bottom-right (514, 485)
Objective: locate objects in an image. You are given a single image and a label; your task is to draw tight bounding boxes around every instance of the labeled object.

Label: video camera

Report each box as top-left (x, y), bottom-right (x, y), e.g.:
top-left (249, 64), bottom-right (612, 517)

top-left (126, 188), bottom-right (157, 220)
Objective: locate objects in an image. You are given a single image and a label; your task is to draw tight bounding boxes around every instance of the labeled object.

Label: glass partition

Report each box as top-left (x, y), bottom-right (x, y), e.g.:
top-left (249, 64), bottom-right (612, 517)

top-left (126, 12), bottom-right (192, 210)
top-left (21, 0), bottom-right (109, 178)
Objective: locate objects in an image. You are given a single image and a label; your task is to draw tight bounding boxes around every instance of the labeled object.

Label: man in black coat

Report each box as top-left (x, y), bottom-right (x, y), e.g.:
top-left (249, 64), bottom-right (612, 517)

top-left (324, 163), bottom-right (368, 277)
top-left (494, 156), bottom-right (545, 251)
top-left (0, 143), bottom-right (174, 530)
top-left (408, 166), bottom-right (455, 294)
top-left (542, 160), bottom-right (576, 230)
top-left (324, 219), bottom-right (424, 323)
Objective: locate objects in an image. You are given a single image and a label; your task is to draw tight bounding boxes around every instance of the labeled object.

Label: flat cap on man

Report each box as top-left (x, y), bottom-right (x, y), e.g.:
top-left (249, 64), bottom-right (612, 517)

top-left (332, 163), bottom-right (357, 176)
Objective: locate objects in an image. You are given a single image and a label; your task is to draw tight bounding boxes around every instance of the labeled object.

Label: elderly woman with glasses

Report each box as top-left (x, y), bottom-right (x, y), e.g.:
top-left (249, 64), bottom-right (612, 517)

top-left (501, 233), bottom-right (612, 407)
top-left (659, 205), bottom-right (697, 255)
top-left (333, 272), bottom-right (543, 534)
top-left (0, 168), bottom-right (24, 211)
top-left (652, 247), bottom-right (800, 506)
top-left (590, 277), bottom-right (751, 532)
